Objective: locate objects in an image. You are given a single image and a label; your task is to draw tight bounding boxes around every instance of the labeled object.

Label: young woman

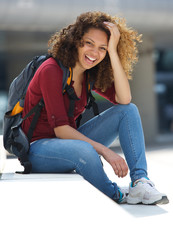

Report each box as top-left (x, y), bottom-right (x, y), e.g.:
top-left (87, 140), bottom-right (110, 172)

top-left (22, 11), bottom-right (168, 204)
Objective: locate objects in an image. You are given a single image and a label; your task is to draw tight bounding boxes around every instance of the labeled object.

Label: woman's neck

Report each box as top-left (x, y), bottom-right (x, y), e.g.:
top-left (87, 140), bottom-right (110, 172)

top-left (72, 63), bottom-right (85, 83)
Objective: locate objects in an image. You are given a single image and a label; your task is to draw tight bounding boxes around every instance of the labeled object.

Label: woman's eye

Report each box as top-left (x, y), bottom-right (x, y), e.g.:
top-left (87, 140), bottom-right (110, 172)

top-left (86, 41), bottom-right (92, 45)
top-left (100, 47), bottom-right (106, 51)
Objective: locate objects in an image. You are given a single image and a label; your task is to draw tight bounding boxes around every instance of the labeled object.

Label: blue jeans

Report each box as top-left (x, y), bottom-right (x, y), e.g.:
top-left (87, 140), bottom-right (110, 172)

top-left (28, 103), bottom-right (148, 201)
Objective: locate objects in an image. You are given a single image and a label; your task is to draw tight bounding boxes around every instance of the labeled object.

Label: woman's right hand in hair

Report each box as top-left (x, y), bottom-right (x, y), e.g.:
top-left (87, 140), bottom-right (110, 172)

top-left (102, 147), bottom-right (128, 178)
top-left (103, 21), bottom-right (120, 53)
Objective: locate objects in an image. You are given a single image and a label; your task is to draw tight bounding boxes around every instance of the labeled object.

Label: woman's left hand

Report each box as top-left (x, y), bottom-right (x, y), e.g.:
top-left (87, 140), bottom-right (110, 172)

top-left (103, 22), bottom-right (120, 53)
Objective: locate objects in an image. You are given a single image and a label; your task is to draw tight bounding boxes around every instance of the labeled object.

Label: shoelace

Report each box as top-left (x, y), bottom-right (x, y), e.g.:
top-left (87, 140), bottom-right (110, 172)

top-left (136, 179), bottom-right (159, 194)
top-left (134, 178), bottom-right (154, 187)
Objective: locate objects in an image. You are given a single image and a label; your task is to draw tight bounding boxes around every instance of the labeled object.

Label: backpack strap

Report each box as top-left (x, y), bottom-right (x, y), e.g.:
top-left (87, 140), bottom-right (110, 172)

top-left (85, 78), bottom-right (99, 116)
top-left (65, 84), bottom-right (79, 117)
top-left (76, 73), bottom-right (99, 128)
top-left (55, 59), bottom-right (80, 118)
top-left (26, 98), bottom-right (45, 142)
top-left (86, 91), bottom-right (99, 115)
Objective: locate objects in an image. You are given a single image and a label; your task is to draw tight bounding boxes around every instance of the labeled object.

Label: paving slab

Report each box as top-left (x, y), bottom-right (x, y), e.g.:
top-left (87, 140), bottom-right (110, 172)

top-left (0, 142), bottom-right (173, 240)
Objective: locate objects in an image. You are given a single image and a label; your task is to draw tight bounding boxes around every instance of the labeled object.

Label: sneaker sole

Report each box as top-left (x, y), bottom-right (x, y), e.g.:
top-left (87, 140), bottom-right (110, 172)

top-left (127, 195), bottom-right (162, 205)
top-left (153, 195), bottom-right (169, 205)
top-left (127, 195), bottom-right (169, 205)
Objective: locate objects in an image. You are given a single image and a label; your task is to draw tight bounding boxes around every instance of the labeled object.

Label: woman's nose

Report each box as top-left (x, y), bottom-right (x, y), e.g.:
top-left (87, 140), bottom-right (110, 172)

top-left (91, 47), bottom-right (99, 57)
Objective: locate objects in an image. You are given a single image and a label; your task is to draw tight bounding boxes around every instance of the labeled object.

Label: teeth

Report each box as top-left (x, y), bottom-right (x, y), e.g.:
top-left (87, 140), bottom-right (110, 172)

top-left (86, 55), bottom-right (96, 61)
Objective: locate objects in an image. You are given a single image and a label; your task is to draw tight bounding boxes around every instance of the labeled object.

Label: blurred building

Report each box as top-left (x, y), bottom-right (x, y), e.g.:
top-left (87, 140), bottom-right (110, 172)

top-left (0, 0), bottom-right (173, 145)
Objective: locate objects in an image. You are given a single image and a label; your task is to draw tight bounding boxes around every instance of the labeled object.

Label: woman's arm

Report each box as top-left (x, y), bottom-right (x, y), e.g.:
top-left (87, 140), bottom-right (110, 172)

top-left (54, 125), bottom-right (128, 178)
top-left (104, 22), bottom-right (132, 104)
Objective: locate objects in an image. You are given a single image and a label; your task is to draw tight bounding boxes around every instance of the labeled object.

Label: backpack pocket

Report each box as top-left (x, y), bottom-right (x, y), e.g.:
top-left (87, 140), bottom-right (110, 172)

top-left (3, 112), bottom-right (29, 156)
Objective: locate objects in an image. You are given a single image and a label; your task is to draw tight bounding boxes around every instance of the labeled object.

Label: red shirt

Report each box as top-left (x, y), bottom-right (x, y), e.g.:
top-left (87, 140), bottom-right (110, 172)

top-left (22, 58), bottom-right (117, 142)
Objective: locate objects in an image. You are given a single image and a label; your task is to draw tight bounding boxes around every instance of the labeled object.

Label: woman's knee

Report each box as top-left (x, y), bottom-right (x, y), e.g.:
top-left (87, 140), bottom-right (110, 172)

top-left (116, 103), bottom-right (139, 116)
top-left (119, 102), bottom-right (137, 110)
top-left (127, 103), bottom-right (138, 111)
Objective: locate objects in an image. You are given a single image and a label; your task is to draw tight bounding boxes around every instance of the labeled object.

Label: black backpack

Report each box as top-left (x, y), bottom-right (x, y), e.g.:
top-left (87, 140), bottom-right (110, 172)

top-left (3, 54), bottom-right (99, 174)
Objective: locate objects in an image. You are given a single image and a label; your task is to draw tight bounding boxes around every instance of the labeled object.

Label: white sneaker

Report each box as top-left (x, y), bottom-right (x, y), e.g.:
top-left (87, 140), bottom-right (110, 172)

top-left (117, 186), bottom-right (129, 204)
top-left (127, 178), bottom-right (169, 205)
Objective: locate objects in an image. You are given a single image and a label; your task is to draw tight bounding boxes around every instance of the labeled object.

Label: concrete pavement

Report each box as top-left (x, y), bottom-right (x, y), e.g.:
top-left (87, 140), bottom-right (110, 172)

top-left (0, 136), bottom-right (173, 240)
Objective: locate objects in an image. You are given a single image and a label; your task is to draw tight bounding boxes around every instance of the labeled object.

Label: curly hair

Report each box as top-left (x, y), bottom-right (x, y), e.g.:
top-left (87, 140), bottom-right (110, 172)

top-left (48, 11), bottom-right (142, 92)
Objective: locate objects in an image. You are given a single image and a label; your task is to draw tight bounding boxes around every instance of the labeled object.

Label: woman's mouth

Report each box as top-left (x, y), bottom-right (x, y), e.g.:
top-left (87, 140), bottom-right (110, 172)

top-left (85, 55), bottom-right (97, 64)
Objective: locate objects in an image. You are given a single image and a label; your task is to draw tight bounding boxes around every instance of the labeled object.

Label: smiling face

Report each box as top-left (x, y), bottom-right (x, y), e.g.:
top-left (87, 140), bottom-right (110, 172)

top-left (76, 28), bottom-right (108, 71)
